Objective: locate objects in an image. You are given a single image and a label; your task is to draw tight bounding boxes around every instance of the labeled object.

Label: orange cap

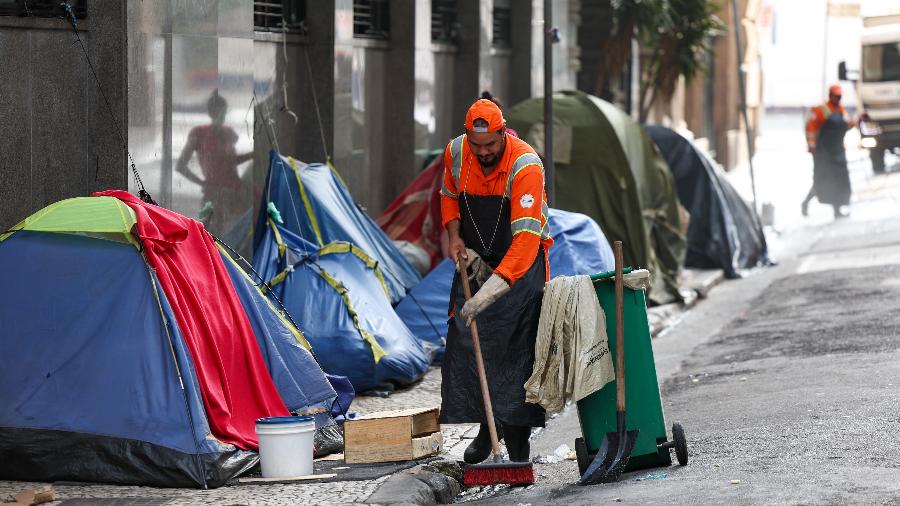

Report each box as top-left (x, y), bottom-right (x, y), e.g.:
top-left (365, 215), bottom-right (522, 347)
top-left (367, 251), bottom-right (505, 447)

top-left (465, 99), bottom-right (505, 133)
top-left (829, 84), bottom-right (843, 96)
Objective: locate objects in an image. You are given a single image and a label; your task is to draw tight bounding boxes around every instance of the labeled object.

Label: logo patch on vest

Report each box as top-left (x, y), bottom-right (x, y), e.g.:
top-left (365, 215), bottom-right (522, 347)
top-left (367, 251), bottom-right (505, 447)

top-left (520, 193), bottom-right (535, 209)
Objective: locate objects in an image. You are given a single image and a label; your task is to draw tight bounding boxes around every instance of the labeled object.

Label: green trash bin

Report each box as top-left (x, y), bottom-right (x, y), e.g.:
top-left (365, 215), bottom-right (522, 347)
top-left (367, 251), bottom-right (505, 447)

top-left (574, 268), bottom-right (687, 476)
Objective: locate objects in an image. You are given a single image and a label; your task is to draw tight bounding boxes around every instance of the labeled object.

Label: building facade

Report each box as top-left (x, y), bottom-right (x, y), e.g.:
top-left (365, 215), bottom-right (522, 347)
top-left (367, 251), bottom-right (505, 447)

top-left (5, 0), bottom-right (757, 244)
top-left (0, 0), bottom-right (127, 234)
top-left (0, 0), bottom-right (582, 253)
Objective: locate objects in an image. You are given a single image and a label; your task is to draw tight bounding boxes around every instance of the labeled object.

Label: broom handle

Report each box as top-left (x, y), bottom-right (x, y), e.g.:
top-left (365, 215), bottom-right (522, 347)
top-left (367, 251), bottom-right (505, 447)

top-left (614, 241), bottom-right (626, 413)
top-left (457, 259), bottom-right (503, 458)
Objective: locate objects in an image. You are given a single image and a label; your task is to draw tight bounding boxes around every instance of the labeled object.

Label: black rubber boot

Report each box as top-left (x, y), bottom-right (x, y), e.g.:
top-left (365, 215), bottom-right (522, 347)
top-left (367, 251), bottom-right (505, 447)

top-left (502, 424), bottom-right (532, 463)
top-left (464, 423), bottom-right (502, 464)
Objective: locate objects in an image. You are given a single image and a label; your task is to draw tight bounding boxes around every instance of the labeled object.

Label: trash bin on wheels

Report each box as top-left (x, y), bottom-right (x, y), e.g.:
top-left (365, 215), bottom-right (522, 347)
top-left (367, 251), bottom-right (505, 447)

top-left (574, 268), bottom-right (688, 476)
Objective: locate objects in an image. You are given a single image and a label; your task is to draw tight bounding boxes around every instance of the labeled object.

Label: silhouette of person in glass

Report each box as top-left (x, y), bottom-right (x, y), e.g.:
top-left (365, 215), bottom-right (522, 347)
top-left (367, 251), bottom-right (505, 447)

top-left (176, 90), bottom-right (253, 234)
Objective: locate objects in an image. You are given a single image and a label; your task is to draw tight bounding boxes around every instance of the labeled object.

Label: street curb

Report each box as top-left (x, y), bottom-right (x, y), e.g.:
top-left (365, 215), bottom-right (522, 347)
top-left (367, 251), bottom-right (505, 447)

top-left (682, 269), bottom-right (726, 299)
top-left (648, 270), bottom-right (727, 337)
top-left (364, 460), bottom-right (462, 505)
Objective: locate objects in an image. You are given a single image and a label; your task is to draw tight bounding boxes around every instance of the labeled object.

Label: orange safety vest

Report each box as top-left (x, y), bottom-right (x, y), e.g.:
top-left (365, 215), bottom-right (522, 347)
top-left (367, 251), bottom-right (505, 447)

top-left (806, 102), bottom-right (846, 149)
top-left (439, 132), bottom-right (553, 284)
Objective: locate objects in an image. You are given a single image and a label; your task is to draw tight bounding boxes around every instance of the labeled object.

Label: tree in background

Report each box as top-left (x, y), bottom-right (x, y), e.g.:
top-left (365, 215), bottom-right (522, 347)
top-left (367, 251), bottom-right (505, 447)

top-left (595, 0), bottom-right (723, 122)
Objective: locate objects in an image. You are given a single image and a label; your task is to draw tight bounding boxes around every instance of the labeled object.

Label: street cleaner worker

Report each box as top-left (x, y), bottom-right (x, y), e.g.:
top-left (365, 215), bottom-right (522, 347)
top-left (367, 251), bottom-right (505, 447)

top-left (802, 83), bottom-right (855, 219)
top-left (438, 98), bottom-right (553, 463)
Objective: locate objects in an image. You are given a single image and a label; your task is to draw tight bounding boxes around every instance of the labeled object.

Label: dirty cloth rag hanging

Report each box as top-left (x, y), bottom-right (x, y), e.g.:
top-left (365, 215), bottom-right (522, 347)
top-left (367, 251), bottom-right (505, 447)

top-left (525, 275), bottom-right (615, 413)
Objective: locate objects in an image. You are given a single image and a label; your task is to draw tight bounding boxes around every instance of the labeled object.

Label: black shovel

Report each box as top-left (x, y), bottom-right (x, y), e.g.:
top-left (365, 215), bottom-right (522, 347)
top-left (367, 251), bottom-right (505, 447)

top-left (579, 241), bottom-right (639, 485)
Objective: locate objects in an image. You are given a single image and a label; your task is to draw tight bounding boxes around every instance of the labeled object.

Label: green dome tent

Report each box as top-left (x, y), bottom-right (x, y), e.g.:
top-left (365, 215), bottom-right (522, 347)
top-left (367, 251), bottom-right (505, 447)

top-left (506, 90), bottom-right (686, 303)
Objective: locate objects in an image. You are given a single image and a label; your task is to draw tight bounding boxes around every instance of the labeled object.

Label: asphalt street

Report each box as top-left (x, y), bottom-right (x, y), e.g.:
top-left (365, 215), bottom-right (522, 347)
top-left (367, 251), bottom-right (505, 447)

top-left (469, 175), bottom-right (900, 504)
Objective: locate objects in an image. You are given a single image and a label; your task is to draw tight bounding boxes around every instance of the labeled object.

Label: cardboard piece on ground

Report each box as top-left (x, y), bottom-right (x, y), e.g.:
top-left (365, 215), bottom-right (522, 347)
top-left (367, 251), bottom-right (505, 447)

top-left (344, 407), bottom-right (443, 464)
top-left (238, 473), bottom-right (337, 484)
top-left (6, 487), bottom-right (57, 506)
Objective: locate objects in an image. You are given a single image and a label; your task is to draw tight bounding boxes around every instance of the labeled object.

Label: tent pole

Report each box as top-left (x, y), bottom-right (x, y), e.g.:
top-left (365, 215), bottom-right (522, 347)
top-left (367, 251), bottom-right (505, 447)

top-left (146, 265), bottom-right (208, 488)
top-left (731, 0), bottom-right (759, 214)
top-left (543, 0), bottom-right (555, 205)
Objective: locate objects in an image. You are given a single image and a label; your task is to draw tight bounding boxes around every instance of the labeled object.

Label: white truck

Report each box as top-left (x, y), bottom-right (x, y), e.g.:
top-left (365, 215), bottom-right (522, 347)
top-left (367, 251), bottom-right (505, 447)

top-left (840, 11), bottom-right (900, 173)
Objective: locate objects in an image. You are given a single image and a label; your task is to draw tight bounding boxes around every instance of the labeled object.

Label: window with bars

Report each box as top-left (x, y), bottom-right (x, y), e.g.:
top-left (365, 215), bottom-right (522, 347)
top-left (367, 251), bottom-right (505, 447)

top-left (431, 0), bottom-right (457, 44)
top-left (353, 0), bottom-right (390, 40)
top-left (492, 6), bottom-right (512, 49)
top-left (254, 0), bottom-right (307, 33)
top-left (0, 0), bottom-right (86, 18)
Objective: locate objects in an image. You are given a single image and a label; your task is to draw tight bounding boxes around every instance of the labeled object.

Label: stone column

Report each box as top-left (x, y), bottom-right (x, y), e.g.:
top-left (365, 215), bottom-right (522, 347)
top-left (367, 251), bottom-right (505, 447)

top-left (87, 0), bottom-right (129, 195)
top-left (508, 0), bottom-right (534, 106)
top-left (453, 0), bottom-right (490, 130)
top-left (0, 0), bottom-right (127, 230)
top-left (380, 0), bottom-right (417, 211)
top-left (300, 3), bottom-right (340, 162)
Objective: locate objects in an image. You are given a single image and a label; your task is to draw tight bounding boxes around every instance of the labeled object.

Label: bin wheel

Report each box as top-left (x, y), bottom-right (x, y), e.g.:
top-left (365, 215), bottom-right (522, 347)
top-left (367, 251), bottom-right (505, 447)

top-left (672, 422), bottom-right (688, 466)
top-left (575, 437), bottom-right (589, 476)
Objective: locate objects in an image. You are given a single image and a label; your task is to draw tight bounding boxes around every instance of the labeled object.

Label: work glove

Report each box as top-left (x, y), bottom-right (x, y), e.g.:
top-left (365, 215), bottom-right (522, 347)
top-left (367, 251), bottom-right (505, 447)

top-left (465, 248), bottom-right (493, 285)
top-left (459, 273), bottom-right (510, 326)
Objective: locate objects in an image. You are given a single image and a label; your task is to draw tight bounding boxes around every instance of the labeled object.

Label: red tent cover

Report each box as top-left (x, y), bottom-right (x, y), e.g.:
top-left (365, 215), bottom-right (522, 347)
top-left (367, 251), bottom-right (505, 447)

top-left (375, 155), bottom-right (446, 270)
top-left (95, 190), bottom-right (288, 450)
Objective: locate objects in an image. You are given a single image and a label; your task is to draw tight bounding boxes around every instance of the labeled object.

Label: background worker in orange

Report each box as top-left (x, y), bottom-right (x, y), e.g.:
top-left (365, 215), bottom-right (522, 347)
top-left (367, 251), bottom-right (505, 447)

top-left (802, 84), bottom-right (856, 218)
top-left (438, 99), bottom-right (553, 464)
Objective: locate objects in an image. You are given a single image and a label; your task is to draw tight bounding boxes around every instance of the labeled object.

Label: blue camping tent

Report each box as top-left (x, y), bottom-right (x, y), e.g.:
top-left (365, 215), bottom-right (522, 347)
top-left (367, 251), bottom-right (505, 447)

top-left (220, 251), bottom-right (337, 411)
top-left (0, 197), bottom-right (335, 488)
top-left (256, 152), bottom-right (421, 304)
top-left (253, 218), bottom-right (432, 392)
top-left (395, 209), bottom-right (615, 360)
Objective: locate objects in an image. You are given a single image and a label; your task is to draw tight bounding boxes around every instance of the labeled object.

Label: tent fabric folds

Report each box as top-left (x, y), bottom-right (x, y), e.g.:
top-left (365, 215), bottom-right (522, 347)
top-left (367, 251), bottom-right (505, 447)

top-left (394, 209), bottom-right (615, 360)
top-left (375, 155), bottom-right (445, 272)
top-left (645, 126), bottom-right (769, 277)
top-left (253, 219), bottom-right (431, 392)
top-left (220, 251), bottom-right (336, 411)
top-left (0, 196), bottom-right (335, 488)
top-left (506, 90), bottom-right (685, 304)
top-left (95, 190), bottom-right (290, 451)
top-left (256, 152), bottom-right (421, 304)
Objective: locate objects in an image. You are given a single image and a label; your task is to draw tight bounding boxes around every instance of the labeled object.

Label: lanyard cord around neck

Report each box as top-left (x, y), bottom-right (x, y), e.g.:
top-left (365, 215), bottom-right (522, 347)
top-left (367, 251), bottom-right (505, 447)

top-left (461, 147), bottom-right (505, 257)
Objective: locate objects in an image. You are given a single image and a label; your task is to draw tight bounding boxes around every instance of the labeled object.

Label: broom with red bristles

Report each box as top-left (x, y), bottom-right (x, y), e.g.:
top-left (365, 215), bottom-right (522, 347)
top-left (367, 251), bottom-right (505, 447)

top-left (457, 259), bottom-right (535, 487)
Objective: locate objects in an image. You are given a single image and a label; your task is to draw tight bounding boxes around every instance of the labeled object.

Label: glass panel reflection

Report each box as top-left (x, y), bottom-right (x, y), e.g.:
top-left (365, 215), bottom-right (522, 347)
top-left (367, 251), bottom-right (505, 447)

top-left (175, 89), bottom-right (253, 244)
top-left (128, 0), bottom-right (256, 256)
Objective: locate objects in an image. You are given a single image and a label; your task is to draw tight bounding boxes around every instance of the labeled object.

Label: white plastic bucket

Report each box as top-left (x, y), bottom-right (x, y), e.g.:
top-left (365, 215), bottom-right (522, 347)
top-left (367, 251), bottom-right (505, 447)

top-left (256, 416), bottom-right (316, 478)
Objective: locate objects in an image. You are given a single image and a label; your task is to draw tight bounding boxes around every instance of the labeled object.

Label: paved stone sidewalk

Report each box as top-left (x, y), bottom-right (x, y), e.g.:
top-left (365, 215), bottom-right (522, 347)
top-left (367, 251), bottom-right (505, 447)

top-left (0, 478), bottom-right (388, 506)
top-left (0, 368), bottom-right (476, 505)
top-left (352, 367), bottom-right (443, 415)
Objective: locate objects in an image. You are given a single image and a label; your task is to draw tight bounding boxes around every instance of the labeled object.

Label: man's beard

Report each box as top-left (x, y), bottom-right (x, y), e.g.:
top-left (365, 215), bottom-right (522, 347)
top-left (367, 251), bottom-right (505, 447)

top-left (477, 138), bottom-right (506, 168)
top-left (477, 154), bottom-right (501, 167)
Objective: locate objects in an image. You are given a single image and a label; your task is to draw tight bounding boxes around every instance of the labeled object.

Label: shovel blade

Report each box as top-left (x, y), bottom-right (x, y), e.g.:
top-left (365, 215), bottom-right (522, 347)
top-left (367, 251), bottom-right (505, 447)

top-left (578, 429), bottom-right (640, 485)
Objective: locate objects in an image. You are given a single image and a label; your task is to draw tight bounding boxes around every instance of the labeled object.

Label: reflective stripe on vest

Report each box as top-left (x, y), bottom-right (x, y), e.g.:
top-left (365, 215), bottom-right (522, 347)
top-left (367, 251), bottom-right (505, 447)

top-left (506, 152), bottom-right (550, 240)
top-left (505, 152), bottom-right (544, 198)
top-left (449, 134), bottom-right (465, 189)
top-left (511, 216), bottom-right (542, 237)
top-left (440, 180), bottom-right (458, 199)
top-left (450, 134), bottom-right (551, 241)
top-left (510, 202), bottom-right (551, 240)
top-left (540, 200), bottom-right (550, 240)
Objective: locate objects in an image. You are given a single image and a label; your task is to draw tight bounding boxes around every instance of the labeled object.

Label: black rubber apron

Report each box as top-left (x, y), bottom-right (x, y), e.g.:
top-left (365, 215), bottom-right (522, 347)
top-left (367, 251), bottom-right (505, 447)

top-left (813, 109), bottom-right (852, 206)
top-left (439, 192), bottom-right (546, 428)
